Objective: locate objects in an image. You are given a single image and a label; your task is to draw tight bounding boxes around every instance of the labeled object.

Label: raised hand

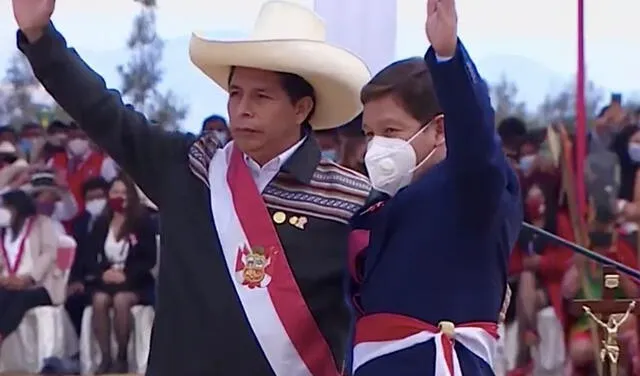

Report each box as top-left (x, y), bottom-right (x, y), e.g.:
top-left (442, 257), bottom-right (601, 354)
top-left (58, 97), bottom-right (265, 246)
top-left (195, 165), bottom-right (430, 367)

top-left (12, 0), bottom-right (55, 42)
top-left (426, 0), bottom-right (458, 57)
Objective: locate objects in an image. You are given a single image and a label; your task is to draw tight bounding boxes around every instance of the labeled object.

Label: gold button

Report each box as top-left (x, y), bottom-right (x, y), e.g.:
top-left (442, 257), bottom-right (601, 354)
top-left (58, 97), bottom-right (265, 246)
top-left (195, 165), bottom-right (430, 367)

top-left (272, 211), bottom-right (286, 224)
top-left (289, 216), bottom-right (298, 225)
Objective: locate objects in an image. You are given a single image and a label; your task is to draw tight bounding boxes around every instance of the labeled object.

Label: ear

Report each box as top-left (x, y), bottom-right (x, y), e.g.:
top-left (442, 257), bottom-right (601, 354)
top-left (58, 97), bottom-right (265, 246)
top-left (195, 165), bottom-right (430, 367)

top-left (294, 97), bottom-right (314, 125)
top-left (432, 115), bottom-right (446, 146)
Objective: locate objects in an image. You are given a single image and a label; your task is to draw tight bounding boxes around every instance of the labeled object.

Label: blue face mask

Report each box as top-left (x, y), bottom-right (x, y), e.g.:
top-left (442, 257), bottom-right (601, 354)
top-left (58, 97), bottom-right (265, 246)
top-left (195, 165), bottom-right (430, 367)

top-left (321, 149), bottom-right (337, 161)
top-left (628, 143), bottom-right (640, 163)
top-left (19, 138), bottom-right (32, 154)
top-left (519, 154), bottom-right (536, 173)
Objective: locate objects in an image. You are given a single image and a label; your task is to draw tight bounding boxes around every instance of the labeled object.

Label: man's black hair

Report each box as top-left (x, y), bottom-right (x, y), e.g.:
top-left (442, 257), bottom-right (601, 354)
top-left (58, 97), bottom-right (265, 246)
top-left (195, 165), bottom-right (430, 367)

top-left (47, 120), bottom-right (70, 134)
top-left (497, 117), bottom-right (527, 147)
top-left (201, 115), bottom-right (227, 132)
top-left (82, 177), bottom-right (110, 198)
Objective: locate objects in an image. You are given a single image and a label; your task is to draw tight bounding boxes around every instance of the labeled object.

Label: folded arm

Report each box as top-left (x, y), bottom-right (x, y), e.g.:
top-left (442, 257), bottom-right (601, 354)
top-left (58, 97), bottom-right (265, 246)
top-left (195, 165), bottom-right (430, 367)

top-left (17, 24), bottom-right (193, 204)
top-left (425, 41), bottom-right (517, 219)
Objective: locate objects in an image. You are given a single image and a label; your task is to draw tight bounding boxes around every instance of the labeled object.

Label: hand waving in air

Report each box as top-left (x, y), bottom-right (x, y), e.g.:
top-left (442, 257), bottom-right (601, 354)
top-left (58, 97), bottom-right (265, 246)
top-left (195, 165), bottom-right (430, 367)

top-left (426, 0), bottom-right (458, 57)
top-left (12, 0), bottom-right (55, 42)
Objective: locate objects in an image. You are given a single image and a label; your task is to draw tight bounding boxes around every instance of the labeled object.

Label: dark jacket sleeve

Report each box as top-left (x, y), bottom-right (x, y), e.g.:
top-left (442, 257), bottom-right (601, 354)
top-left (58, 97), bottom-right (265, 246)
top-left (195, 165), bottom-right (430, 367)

top-left (424, 41), bottom-right (519, 224)
top-left (17, 24), bottom-right (195, 205)
top-left (124, 215), bottom-right (158, 284)
top-left (68, 213), bottom-right (88, 284)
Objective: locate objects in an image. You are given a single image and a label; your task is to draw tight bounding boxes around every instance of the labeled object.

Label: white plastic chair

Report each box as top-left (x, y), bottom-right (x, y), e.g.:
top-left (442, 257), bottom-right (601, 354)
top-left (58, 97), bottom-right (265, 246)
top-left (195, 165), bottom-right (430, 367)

top-left (0, 235), bottom-right (79, 373)
top-left (499, 308), bottom-right (567, 376)
top-left (79, 304), bottom-right (155, 375)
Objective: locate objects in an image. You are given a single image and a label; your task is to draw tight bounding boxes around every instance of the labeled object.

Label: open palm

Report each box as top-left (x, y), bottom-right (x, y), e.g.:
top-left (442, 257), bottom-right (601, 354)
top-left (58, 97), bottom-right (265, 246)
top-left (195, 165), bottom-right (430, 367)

top-left (426, 0), bottom-right (458, 57)
top-left (12, 0), bottom-right (55, 32)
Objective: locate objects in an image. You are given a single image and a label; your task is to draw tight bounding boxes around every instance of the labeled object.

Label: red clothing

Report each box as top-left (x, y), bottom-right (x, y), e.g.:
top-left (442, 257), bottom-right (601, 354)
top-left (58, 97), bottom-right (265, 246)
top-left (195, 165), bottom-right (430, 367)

top-left (50, 151), bottom-right (105, 212)
top-left (509, 211), bottom-right (574, 325)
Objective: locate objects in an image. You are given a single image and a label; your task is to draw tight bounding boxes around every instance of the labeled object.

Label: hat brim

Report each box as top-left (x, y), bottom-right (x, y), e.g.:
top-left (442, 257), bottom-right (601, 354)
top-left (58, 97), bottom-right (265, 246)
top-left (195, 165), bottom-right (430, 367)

top-left (189, 36), bottom-right (371, 130)
top-left (23, 184), bottom-right (64, 198)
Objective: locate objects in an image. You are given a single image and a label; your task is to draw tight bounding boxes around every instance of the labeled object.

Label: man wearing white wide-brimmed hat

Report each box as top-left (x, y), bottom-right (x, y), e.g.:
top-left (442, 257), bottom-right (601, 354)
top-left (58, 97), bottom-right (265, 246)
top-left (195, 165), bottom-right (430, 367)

top-left (13, 1), bottom-right (372, 375)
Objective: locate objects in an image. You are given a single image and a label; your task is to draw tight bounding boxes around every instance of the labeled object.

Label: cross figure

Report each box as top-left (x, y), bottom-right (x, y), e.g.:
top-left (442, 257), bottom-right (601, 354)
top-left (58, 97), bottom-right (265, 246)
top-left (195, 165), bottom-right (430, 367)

top-left (569, 265), bottom-right (640, 376)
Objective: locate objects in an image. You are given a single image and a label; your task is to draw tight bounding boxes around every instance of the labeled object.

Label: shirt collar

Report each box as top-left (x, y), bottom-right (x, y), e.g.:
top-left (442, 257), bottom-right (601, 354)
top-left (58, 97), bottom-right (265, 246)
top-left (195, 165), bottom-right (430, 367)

top-left (243, 136), bottom-right (307, 174)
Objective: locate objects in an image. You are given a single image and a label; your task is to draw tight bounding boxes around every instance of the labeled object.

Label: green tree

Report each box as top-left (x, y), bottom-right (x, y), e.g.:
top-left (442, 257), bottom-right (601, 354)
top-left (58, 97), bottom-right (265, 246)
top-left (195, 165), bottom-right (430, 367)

top-left (536, 79), bottom-right (604, 127)
top-left (489, 75), bottom-right (528, 127)
top-left (1, 52), bottom-right (44, 126)
top-left (118, 0), bottom-right (187, 130)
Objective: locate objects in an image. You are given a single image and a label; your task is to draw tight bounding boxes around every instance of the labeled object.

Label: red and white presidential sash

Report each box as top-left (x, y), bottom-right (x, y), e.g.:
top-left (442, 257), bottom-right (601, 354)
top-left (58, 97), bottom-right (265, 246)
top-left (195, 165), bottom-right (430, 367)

top-left (208, 143), bottom-right (339, 376)
top-left (0, 218), bottom-right (34, 276)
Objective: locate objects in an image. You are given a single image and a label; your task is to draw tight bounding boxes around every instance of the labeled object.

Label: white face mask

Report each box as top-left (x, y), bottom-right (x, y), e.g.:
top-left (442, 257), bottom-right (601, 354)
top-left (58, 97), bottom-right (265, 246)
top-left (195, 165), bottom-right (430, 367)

top-left (85, 198), bottom-right (106, 216)
top-left (213, 130), bottom-right (229, 145)
top-left (364, 121), bottom-right (440, 196)
top-left (0, 207), bottom-right (12, 227)
top-left (68, 138), bottom-right (89, 157)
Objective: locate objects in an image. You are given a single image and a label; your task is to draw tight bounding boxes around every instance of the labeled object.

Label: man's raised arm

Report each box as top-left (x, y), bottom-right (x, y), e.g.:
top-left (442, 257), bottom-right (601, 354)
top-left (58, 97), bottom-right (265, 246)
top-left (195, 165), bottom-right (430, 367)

top-left (14, 2), bottom-right (193, 204)
top-left (423, 0), bottom-right (519, 224)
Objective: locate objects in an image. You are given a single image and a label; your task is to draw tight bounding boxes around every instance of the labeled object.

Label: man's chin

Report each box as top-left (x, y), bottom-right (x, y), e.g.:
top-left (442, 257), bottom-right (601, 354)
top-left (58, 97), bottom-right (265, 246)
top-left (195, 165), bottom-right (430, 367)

top-left (233, 138), bottom-right (264, 155)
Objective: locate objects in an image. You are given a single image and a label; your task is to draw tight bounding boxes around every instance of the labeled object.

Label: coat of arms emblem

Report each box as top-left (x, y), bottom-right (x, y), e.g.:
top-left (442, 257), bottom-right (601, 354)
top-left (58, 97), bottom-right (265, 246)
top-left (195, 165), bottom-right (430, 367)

top-left (235, 245), bottom-right (273, 288)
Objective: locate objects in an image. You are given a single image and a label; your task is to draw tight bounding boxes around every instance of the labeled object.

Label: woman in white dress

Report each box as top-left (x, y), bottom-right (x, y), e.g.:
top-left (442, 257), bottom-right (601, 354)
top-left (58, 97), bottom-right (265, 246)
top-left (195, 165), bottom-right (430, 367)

top-left (0, 189), bottom-right (61, 349)
top-left (85, 174), bottom-right (157, 374)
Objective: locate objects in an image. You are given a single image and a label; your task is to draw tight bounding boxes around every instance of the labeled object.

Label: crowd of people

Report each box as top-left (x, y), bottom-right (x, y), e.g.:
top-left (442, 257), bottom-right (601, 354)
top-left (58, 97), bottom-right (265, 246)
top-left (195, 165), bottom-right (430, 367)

top-left (498, 101), bottom-right (640, 375)
top-left (0, 118), bottom-right (165, 373)
top-left (0, 110), bottom-right (367, 374)
top-left (3, 0), bottom-right (639, 375)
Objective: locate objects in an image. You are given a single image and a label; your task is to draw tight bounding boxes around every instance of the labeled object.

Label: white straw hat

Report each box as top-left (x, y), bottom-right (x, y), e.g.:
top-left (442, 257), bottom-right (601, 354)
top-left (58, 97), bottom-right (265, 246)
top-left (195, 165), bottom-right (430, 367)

top-left (189, 1), bottom-right (371, 130)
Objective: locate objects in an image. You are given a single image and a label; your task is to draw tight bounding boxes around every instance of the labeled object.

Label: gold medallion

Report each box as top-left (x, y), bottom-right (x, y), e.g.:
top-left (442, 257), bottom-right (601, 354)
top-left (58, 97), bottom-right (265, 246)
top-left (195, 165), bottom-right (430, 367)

top-left (272, 211), bottom-right (286, 224)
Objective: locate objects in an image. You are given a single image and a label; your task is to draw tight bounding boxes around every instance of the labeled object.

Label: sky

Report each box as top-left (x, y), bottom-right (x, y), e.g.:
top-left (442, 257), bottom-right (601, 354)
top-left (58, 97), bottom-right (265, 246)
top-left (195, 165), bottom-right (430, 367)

top-left (0, 0), bottom-right (638, 132)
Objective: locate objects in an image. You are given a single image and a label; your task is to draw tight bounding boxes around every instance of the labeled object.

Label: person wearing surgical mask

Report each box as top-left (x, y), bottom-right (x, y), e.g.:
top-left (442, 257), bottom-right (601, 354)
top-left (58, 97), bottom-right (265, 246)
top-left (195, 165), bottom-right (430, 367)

top-left (65, 176), bottom-right (110, 338)
top-left (610, 125), bottom-right (640, 237)
top-left (17, 122), bottom-right (45, 162)
top-left (28, 169), bottom-right (79, 234)
top-left (200, 114), bottom-right (231, 146)
top-left (47, 122), bottom-right (115, 225)
top-left (85, 174), bottom-right (157, 373)
top-left (0, 190), bottom-right (60, 350)
top-left (347, 23), bottom-right (522, 374)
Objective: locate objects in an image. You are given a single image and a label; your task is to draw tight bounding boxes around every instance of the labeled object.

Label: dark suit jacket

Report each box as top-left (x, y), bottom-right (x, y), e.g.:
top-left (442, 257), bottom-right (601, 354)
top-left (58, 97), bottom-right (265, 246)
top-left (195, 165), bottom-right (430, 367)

top-left (87, 212), bottom-right (157, 291)
top-left (69, 210), bottom-right (94, 285)
top-left (19, 24), bottom-right (371, 375)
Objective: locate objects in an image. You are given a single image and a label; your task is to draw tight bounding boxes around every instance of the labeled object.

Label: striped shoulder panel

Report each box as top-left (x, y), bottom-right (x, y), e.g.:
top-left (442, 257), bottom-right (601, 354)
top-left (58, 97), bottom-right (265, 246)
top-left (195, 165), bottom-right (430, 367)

top-left (265, 160), bottom-right (372, 224)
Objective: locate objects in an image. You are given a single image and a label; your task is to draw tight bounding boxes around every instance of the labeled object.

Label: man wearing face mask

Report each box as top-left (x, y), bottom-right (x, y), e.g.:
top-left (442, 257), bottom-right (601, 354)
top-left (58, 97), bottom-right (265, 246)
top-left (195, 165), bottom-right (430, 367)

top-left (66, 177), bottom-right (110, 337)
top-left (200, 114), bottom-right (231, 146)
top-left (48, 123), bottom-right (116, 225)
top-left (17, 122), bottom-right (45, 162)
top-left (347, 0), bottom-right (522, 374)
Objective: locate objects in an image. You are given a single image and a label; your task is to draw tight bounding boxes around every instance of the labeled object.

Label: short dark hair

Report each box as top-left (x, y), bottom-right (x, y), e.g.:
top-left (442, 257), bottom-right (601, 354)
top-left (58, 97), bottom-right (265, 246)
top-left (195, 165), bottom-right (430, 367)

top-left (497, 117), bottom-right (527, 146)
top-left (82, 177), bottom-right (110, 198)
top-left (228, 67), bottom-right (316, 124)
top-left (361, 57), bottom-right (442, 124)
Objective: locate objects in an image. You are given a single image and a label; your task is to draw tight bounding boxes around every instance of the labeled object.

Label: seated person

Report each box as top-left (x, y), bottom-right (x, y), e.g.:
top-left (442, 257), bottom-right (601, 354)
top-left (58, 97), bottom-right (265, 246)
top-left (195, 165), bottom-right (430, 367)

top-left (27, 168), bottom-right (78, 235)
top-left (85, 173), bottom-right (157, 374)
top-left (0, 190), bottom-right (61, 350)
top-left (66, 176), bottom-right (110, 337)
top-left (508, 175), bottom-right (572, 373)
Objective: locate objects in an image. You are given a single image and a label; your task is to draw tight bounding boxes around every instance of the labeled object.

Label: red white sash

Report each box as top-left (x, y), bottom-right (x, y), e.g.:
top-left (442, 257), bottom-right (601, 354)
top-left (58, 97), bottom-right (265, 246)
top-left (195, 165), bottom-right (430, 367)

top-left (353, 313), bottom-right (498, 375)
top-left (0, 218), bottom-right (35, 275)
top-left (208, 143), bottom-right (339, 376)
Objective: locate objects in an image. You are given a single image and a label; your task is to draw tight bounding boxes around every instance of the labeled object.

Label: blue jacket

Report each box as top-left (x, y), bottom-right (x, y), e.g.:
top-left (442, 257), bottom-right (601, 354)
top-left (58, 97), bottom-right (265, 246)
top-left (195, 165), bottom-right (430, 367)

top-left (349, 41), bottom-right (523, 375)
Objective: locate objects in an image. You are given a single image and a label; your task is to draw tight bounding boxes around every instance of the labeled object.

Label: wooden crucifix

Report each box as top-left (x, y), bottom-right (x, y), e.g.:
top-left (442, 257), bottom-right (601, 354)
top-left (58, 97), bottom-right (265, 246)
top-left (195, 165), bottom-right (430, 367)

top-left (569, 265), bottom-right (640, 376)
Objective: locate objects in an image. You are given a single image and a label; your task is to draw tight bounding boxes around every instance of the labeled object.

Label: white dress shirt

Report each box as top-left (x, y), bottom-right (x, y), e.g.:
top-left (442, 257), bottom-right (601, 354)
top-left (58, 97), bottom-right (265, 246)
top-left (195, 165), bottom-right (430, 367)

top-left (222, 138), bottom-right (306, 193)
